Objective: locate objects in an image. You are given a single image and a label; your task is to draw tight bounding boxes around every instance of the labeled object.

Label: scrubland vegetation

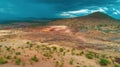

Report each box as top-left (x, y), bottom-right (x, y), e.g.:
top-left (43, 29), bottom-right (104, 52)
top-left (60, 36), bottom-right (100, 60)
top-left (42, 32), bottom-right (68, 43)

top-left (0, 40), bottom-right (119, 67)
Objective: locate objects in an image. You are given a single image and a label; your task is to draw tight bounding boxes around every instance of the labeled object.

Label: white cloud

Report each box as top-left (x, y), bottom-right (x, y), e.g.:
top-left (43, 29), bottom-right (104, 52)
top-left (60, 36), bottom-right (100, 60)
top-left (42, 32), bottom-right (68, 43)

top-left (112, 8), bottom-right (116, 10)
top-left (59, 12), bottom-right (77, 17)
top-left (59, 7), bottom-right (107, 17)
top-left (66, 9), bottom-right (89, 14)
top-left (91, 8), bottom-right (106, 13)
top-left (103, 7), bottom-right (108, 10)
top-left (113, 12), bottom-right (118, 15)
top-left (59, 9), bottom-right (90, 17)
top-left (116, 10), bottom-right (120, 13)
top-left (113, 10), bottom-right (120, 15)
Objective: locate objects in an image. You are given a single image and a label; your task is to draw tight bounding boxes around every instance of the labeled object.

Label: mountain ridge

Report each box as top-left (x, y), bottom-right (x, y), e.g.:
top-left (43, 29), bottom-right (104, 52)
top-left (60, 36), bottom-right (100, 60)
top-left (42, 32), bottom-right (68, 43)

top-left (85, 12), bottom-right (113, 19)
top-left (49, 12), bottom-right (120, 30)
top-left (73, 12), bottom-right (119, 21)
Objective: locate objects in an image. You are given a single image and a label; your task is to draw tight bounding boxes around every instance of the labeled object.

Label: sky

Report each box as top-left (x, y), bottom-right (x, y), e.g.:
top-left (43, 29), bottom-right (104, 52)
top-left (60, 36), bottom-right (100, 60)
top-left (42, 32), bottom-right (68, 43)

top-left (0, 0), bottom-right (120, 20)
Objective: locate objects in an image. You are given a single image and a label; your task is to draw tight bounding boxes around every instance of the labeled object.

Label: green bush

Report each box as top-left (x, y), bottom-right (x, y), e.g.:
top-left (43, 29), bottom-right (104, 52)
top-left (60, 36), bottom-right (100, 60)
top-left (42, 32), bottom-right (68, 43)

top-left (60, 62), bottom-right (64, 67)
top-left (5, 55), bottom-right (11, 59)
top-left (43, 53), bottom-right (52, 59)
top-left (59, 48), bottom-right (64, 52)
top-left (99, 58), bottom-right (109, 66)
top-left (31, 55), bottom-right (39, 62)
top-left (83, 65), bottom-right (87, 67)
top-left (55, 61), bottom-right (59, 67)
top-left (52, 46), bottom-right (57, 51)
top-left (86, 53), bottom-right (94, 59)
top-left (80, 51), bottom-right (84, 55)
top-left (6, 46), bottom-right (11, 51)
top-left (115, 64), bottom-right (120, 67)
top-left (69, 58), bottom-right (74, 65)
top-left (16, 52), bottom-right (21, 55)
top-left (0, 57), bottom-right (7, 64)
top-left (26, 42), bottom-right (33, 48)
top-left (0, 45), bottom-right (2, 47)
top-left (15, 58), bottom-right (21, 65)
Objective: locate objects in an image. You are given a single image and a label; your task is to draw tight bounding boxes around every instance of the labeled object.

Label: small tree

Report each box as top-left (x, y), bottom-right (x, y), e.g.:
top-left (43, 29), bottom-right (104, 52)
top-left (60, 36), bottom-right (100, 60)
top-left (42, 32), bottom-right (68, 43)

top-left (99, 58), bottom-right (109, 66)
top-left (30, 55), bottom-right (39, 62)
top-left (59, 48), bottom-right (64, 52)
top-left (69, 58), bottom-right (74, 65)
top-left (0, 57), bottom-right (7, 64)
top-left (114, 64), bottom-right (120, 67)
top-left (15, 58), bottom-right (21, 65)
top-left (15, 52), bottom-right (21, 55)
top-left (86, 53), bottom-right (94, 59)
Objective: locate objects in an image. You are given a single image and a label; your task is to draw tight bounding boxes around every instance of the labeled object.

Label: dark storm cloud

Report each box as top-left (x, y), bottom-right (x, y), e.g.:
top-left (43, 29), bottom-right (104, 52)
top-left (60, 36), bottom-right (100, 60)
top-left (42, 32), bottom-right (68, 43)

top-left (29, 0), bottom-right (117, 10)
top-left (0, 0), bottom-right (120, 20)
top-left (31, 0), bottom-right (114, 4)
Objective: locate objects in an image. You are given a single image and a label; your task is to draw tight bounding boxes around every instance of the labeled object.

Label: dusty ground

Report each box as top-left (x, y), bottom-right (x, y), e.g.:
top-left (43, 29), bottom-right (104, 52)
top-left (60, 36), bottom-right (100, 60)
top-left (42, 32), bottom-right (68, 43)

top-left (0, 25), bottom-right (120, 67)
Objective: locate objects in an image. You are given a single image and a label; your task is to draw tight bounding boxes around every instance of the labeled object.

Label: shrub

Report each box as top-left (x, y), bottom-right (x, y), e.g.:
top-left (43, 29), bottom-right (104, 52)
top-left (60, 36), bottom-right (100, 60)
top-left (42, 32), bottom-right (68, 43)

top-left (71, 48), bottom-right (75, 52)
top-left (99, 58), bottom-right (109, 66)
top-left (83, 65), bottom-right (87, 67)
top-left (14, 56), bottom-right (17, 59)
top-left (5, 55), bottom-right (11, 59)
top-left (15, 58), bottom-right (21, 65)
top-left (6, 46), bottom-right (11, 51)
top-left (26, 41), bottom-right (30, 44)
top-left (55, 61), bottom-right (59, 67)
top-left (80, 51), bottom-right (84, 55)
top-left (52, 46), bottom-right (57, 51)
top-left (114, 64), bottom-right (120, 67)
top-left (16, 52), bottom-right (21, 55)
top-left (60, 62), bottom-right (64, 67)
top-left (60, 59), bottom-right (64, 67)
top-left (69, 58), bottom-right (74, 65)
top-left (30, 60), bottom-right (33, 65)
top-left (0, 57), bottom-right (7, 64)
top-left (86, 53), bottom-right (94, 59)
top-left (63, 52), bottom-right (66, 56)
top-left (30, 55), bottom-right (39, 62)
top-left (43, 53), bottom-right (52, 59)
top-left (59, 48), bottom-right (64, 52)
top-left (0, 45), bottom-right (2, 47)
top-left (26, 42), bottom-right (33, 48)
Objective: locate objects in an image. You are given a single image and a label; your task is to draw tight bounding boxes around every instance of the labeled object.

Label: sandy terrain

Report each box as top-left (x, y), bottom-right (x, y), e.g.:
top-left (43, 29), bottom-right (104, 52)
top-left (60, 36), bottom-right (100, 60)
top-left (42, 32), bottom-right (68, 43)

top-left (0, 25), bottom-right (120, 67)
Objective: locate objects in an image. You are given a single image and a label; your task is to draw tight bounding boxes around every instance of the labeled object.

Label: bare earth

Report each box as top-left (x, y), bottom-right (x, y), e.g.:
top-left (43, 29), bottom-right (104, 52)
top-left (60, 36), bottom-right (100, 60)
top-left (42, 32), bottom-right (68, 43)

top-left (0, 25), bottom-right (120, 67)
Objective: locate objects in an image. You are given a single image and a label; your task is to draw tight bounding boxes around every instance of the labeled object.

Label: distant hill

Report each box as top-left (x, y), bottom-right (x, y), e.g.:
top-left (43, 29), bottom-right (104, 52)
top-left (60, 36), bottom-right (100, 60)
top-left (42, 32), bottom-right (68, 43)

top-left (85, 12), bottom-right (114, 19)
top-left (49, 12), bottom-right (120, 30)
